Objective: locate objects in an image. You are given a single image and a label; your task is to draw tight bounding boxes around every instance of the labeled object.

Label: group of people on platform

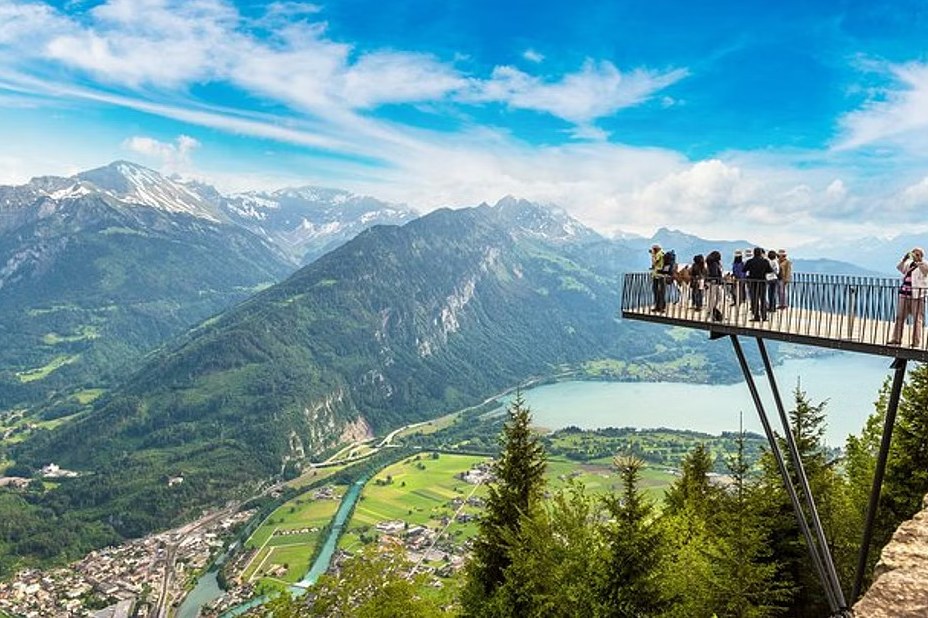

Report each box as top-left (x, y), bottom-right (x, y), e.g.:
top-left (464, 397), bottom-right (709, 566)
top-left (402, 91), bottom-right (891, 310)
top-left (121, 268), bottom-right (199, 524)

top-left (647, 243), bottom-right (928, 349)
top-left (649, 245), bottom-right (792, 323)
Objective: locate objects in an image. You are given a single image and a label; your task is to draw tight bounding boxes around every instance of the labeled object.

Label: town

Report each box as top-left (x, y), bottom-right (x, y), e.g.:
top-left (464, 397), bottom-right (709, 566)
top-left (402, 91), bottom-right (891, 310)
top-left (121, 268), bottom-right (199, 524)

top-left (0, 507), bottom-right (253, 618)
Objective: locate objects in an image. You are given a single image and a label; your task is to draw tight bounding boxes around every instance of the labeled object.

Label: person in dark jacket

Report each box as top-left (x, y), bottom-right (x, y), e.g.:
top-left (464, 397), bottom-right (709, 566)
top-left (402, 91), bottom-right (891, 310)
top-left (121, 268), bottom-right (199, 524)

top-left (731, 251), bottom-right (746, 305)
top-left (690, 254), bottom-right (707, 311)
top-left (744, 247), bottom-right (773, 321)
top-left (705, 251), bottom-right (724, 321)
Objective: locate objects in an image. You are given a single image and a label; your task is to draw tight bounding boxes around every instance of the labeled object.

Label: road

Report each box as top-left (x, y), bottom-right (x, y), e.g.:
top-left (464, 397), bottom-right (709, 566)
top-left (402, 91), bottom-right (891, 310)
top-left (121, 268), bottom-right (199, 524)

top-left (150, 505), bottom-right (238, 618)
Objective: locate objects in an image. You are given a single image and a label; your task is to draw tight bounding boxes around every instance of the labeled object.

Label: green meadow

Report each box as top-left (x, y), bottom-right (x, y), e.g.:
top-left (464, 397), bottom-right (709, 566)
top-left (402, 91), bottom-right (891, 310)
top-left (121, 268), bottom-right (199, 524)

top-left (15, 354), bottom-right (80, 383)
top-left (339, 453), bottom-right (489, 552)
top-left (240, 486), bottom-right (344, 588)
top-left (284, 464), bottom-right (345, 490)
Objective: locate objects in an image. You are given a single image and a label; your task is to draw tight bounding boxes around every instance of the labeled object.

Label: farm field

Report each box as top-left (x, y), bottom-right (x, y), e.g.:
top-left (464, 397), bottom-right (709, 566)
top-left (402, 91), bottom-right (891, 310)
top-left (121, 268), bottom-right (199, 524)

top-left (545, 456), bottom-right (675, 500)
top-left (239, 485), bottom-right (345, 590)
top-left (338, 453), bottom-right (489, 552)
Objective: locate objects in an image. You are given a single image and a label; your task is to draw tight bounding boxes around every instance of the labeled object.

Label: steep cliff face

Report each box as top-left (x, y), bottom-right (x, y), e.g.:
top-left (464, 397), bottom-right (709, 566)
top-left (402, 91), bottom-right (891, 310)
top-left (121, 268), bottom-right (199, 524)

top-left (854, 495), bottom-right (928, 616)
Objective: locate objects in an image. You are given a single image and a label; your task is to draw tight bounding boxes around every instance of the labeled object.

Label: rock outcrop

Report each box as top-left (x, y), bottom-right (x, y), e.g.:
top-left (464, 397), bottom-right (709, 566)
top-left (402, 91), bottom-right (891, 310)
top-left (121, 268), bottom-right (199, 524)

top-left (853, 494), bottom-right (928, 616)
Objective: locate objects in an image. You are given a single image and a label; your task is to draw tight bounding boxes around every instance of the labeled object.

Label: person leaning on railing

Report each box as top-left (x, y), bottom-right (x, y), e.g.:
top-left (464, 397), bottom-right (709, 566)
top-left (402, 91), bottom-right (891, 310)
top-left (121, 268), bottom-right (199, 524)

top-left (889, 247), bottom-right (928, 347)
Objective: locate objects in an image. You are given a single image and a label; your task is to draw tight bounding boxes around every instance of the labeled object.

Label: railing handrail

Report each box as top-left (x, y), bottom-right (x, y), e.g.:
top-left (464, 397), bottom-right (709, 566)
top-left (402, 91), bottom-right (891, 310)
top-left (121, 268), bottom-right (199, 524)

top-left (619, 271), bottom-right (928, 360)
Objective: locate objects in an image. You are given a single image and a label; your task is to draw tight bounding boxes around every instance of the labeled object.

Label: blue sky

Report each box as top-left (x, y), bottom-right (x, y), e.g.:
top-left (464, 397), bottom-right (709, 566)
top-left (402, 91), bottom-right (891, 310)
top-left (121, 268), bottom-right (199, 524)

top-left (1, 0), bottom-right (928, 245)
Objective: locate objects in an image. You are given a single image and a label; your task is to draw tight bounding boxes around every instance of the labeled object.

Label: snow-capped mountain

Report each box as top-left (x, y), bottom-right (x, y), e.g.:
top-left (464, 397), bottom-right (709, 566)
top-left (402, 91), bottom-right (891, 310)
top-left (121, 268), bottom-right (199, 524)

top-left (489, 195), bottom-right (603, 245)
top-left (77, 161), bottom-right (223, 222)
top-left (220, 185), bottom-right (417, 264)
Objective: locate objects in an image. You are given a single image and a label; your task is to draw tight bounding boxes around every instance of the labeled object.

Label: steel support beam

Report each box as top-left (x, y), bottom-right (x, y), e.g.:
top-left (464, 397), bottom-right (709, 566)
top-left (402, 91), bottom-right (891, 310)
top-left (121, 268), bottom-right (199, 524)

top-left (728, 335), bottom-right (841, 613)
top-left (756, 338), bottom-right (847, 609)
top-left (852, 357), bottom-right (907, 602)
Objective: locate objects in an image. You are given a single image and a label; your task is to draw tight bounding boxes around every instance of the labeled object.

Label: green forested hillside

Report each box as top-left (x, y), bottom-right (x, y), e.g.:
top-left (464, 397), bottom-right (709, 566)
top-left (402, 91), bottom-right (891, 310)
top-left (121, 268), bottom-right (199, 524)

top-left (0, 194), bottom-right (291, 413)
top-left (8, 205), bottom-right (727, 555)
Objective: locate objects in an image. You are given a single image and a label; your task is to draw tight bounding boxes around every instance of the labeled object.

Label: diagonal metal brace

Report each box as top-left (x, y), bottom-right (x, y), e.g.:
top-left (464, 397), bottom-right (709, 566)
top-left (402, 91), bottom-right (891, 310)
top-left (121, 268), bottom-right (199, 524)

top-left (756, 338), bottom-right (847, 609)
top-left (729, 335), bottom-right (842, 613)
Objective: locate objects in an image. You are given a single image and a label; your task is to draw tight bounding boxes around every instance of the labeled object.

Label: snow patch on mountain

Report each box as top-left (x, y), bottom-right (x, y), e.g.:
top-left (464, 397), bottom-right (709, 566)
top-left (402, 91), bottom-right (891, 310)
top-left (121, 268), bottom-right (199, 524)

top-left (77, 161), bottom-right (222, 222)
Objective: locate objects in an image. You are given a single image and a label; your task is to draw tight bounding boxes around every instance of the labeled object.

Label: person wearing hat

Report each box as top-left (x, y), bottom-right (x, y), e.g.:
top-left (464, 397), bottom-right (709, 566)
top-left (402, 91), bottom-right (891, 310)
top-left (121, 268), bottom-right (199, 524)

top-left (889, 247), bottom-right (928, 347)
top-left (777, 249), bottom-right (791, 309)
top-left (650, 244), bottom-right (666, 312)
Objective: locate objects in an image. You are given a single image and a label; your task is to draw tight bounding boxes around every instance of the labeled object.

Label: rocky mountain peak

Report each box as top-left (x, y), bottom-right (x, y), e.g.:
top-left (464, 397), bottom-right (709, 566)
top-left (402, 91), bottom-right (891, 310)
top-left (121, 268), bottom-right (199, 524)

top-left (75, 161), bottom-right (222, 221)
top-left (489, 195), bottom-right (601, 245)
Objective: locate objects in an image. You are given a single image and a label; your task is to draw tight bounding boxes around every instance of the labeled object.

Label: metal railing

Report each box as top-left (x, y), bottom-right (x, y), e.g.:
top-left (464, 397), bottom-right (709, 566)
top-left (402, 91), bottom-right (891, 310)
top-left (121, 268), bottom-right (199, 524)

top-left (621, 272), bottom-right (927, 352)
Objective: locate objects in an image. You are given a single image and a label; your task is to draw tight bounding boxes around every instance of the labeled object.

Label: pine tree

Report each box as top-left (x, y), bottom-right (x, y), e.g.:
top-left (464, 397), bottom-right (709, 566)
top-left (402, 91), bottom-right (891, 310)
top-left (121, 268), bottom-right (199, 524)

top-left (490, 480), bottom-right (607, 617)
top-left (661, 444), bottom-right (726, 616)
top-left (664, 442), bottom-right (719, 517)
top-left (707, 429), bottom-right (791, 617)
top-left (756, 385), bottom-right (846, 617)
top-left (461, 392), bottom-right (547, 616)
top-left (598, 454), bottom-right (668, 617)
top-left (884, 364), bottom-right (928, 527)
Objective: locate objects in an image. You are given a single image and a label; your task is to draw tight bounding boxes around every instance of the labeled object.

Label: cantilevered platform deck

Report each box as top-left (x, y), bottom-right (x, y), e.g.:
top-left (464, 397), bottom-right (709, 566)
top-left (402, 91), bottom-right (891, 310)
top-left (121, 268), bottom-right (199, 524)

top-left (621, 271), bottom-right (928, 363)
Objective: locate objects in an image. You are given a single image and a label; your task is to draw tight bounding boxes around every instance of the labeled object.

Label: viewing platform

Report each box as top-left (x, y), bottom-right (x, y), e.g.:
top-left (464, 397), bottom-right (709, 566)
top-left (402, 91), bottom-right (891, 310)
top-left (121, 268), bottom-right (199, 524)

top-left (621, 271), bottom-right (928, 363)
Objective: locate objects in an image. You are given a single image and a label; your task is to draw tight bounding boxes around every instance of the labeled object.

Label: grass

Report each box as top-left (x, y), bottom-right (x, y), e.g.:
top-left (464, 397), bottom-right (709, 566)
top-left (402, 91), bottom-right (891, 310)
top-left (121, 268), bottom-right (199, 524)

top-left (396, 413), bottom-right (460, 440)
top-left (339, 453), bottom-right (489, 552)
top-left (1, 412), bottom-right (85, 445)
top-left (546, 456), bottom-right (675, 501)
top-left (71, 389), bottom-right (105, 405)
top-left (15, 354), bottom-right (80, 383)
top-left (284, 464), bottom-right (345, 489)
top-left (41, 326), bottom-right (99, 345)
top-left (241, 485), bottom-right (344, 586)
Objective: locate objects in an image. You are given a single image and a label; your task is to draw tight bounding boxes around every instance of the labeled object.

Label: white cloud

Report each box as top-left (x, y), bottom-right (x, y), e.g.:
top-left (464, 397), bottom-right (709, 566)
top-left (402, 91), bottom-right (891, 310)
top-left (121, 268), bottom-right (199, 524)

top-left (7, 0), bottom-right (684, 128)
top-left (45, 0), bottom-right (235, 87)
top-left (522, 49), bottom-right (544, 63)
top-left (467, 60), bottom-right (688, 124)
top-left (825, 179), bottom-right (847, 202)
top-left (902, 176), bottom-right (928, 207)
top-left (835, 62), bottom-right (928, 152)
top-left (123, 134), bottom-right (199, 173)
top-left (0, 1), bottom-right (71, 45)
top-left (631, 159), bottom-right (746, 223)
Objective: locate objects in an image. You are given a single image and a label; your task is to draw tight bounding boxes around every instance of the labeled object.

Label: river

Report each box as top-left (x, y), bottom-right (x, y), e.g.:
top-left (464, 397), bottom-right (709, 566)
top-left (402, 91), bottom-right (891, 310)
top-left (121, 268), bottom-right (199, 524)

top-left (519, 352), bottom-right (892, 447)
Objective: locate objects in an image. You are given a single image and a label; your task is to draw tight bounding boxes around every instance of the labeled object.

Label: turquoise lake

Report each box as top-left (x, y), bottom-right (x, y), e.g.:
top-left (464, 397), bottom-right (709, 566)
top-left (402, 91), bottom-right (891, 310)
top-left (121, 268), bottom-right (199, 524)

top-left (519, 352), bottom-right (893, 447)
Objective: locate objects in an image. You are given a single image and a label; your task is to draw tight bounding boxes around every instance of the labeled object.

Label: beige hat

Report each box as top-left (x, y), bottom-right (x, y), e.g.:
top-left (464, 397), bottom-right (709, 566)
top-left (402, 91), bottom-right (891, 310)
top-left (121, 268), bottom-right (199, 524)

top-left (777, 249), bottom-right (787, 256)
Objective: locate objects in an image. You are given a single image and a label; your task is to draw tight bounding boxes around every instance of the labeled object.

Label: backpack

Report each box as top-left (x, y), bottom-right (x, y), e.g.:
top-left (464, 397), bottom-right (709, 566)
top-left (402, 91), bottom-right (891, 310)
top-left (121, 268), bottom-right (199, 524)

top-left (660, 250), bottom-right (676, 275)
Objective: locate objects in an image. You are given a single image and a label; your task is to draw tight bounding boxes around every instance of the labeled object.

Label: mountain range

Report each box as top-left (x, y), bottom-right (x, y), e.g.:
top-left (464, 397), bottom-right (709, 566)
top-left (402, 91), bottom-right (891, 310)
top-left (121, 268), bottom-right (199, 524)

top-left (0, 162), bottom-right (415, 414)
top-left (0, 160), bottom-right (897, 565)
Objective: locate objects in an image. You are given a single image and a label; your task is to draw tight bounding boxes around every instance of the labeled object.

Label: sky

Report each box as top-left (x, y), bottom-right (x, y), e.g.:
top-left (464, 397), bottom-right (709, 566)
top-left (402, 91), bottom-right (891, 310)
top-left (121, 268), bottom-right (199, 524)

top-left (1, 0), bottom-right (928, 246)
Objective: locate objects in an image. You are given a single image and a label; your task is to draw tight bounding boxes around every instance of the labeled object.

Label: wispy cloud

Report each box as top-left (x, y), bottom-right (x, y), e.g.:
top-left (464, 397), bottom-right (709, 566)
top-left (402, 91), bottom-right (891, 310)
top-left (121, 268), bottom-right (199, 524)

top-left (522, 49), bottom-right (544, 63)
top-left (466, 60), bottom-right (688, 125)
top-left (123, 134), bottom-right (199, 173)
top-left (3, 0), bottom-right (683, 128)
top-left (835, 61), bottom-right (928, 152)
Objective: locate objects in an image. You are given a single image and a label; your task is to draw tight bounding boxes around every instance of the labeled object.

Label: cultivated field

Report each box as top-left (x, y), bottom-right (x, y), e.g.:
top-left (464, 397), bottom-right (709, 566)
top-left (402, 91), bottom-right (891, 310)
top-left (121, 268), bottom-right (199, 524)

top-left (240, 486), bottom-right (344, 588)
top-left (339, 453), bottom-right (490, 551)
